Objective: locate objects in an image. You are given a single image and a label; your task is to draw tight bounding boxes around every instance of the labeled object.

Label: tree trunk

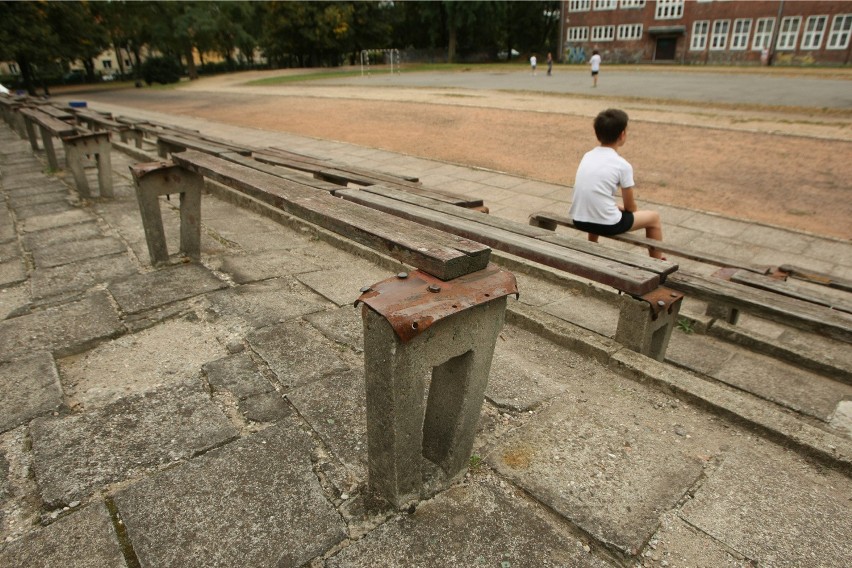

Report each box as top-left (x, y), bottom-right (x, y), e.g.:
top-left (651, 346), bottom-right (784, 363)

top-left (184, 43), bottom-right (198, 80)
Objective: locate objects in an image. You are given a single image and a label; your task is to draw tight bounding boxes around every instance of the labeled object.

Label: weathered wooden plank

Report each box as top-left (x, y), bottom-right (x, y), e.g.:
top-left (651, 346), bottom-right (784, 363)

top-left (158, 133), bottom-right (250, 157)
top-left (218, 152), bottom-right (341, 193)
top-left (170, 151), bottom-right (490, 280)
top-left (730, 270), bottom-right (852, 314)
top-left (779, 264), bottom-right (852, 294)
top-left (668, 272), bottom-right (852, 342)
top-left (265, 146), bottom-right (420, 183)
top-left (338, 188), bottom-right (661, 295)
top-left (18, 108), bottom-right (77, 136)
top-left (530, 211), bottom-right (770, 275)
top-left (362, 185), bottom-right (676, 278)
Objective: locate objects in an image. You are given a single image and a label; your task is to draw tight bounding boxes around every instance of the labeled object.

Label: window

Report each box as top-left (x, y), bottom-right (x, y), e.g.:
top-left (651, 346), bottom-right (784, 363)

top-left (619, 0), bottom-right (645, 8)
top-left (9, 63), bottom-right (19, 74)
top-left (690, 20), bottom-right (709, 50)
top-left (731, 19), bottom-right (751, 50)
top-left (827, 14), bottom-right (852, 49)
top-left (776, 16), bottom-right (801, 50)
top-left (753, 17), bottom-right (775, 50)
top-left (567, 27), bottom-right (590, 42)
top-left (802, 15), bottom-right (828, 49)
top-left (655, 0), bottom-right (683, 20)
top-left (102, 60), bottom-right (112, 69)
top-left (617, 23), bottom-right (643, 40)
top-left (568, 0), bottom-right (591, 12)
top-left (594, 0), bottom-right (617, 10)
top-left (592, 25), bottom-right (616, 41)
top-left (710, 20), bottom-right (730, 50)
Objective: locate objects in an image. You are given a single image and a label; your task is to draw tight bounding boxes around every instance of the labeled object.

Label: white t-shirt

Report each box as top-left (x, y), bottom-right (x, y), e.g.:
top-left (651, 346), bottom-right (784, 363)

top-left (590, 54), bottom-right (601, 72)
top-left (530, 56), bottom-right (537, 67)
top-left (569, 146), bottom-right (634, 225)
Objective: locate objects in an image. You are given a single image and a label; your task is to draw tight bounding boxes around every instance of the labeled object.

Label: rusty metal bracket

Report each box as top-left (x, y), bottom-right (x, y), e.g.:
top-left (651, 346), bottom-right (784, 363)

top-left (639, 287), bottom-right (684, 320)
top-left (355, 263), bottom-right (518, 343)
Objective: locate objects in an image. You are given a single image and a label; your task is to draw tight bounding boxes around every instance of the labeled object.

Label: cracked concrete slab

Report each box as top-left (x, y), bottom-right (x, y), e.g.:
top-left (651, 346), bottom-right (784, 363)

top-left (210, 249), bottom-right (322, 283)
top-left (112, 420), bottom-right (345, 568)
top-left (108, 263), bottom-right (226, 315)
top-left (30, 254), bottom-right (138, 303)
top-left (30, 235), bottom-right (126, 270)
top-left (0, 352), bottom-right (65, 433)
top-left (30, 378), bottom-right (238, 507)
top-left (205, 277), bottom-right (330, 329)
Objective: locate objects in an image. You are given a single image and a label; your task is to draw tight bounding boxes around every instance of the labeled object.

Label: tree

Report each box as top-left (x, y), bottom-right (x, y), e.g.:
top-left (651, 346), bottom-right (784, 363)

top-left (0, 1), bottom-right (61, 94)
top-left (49, 1), bottom-right (110, 81)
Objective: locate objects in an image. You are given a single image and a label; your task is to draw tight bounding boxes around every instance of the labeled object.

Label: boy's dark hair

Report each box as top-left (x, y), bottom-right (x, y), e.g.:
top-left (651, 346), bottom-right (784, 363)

top-left (594, 108), bottom-right (628, 145)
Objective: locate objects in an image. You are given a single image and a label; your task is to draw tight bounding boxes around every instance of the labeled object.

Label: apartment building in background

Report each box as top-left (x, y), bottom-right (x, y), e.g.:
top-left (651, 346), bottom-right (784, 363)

top-left (561, 0), bottom-right (852, 65)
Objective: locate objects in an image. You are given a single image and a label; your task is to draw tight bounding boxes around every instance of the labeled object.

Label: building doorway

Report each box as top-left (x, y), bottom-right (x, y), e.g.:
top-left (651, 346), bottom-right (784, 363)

top-left (654, 37), bottom-right (678, 61)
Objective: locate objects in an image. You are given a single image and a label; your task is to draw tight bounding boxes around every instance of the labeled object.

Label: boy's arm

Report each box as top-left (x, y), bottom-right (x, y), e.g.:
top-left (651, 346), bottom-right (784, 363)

top-left (621, 186), bottom-right (638, 212)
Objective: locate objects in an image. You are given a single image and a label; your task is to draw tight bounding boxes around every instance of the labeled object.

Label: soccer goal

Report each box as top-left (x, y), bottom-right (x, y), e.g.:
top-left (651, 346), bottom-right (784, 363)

top-left (360, 49), bottom-right (401, 77)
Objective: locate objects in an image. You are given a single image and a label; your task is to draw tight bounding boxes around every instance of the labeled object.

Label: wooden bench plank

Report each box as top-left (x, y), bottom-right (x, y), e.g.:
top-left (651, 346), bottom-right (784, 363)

top-left (730, 270), bottom-right (852, 314)
top-left (170, 150), bottom-right (490, 280)
top-left (19, 107), bottom-right (77, 136)
top-left (266, 146), bottom-right (420, 182)
top-left (779, 264), bottom-right (852, 294)
top-left (338, 188), bottom-right (662, 295)
top-left (218, 152), bottom-right (342, 193)
top-left (361, 185), bottom-right (677, 278)
top-left (158, 133), bottom-right (251, 158)
top-left (667, 272), bottom-right (852, 342)
top-left (530, 211), bottom-right (771, 275)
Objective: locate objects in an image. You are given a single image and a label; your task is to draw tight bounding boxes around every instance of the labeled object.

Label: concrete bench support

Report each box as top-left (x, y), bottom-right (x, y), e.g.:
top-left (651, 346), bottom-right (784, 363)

top-left (130, 162), bottom-right (203, 265)
top-left (358, 265), bottom-right (516, 508)
top-left (615, 287), bottom-right (684, 361)
top-left (63, 132), bottom-right (113, 198)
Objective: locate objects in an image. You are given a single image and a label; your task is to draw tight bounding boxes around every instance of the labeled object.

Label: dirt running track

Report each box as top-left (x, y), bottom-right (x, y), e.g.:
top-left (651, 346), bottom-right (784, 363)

top-left (71, 69), bottom-right (852, 240)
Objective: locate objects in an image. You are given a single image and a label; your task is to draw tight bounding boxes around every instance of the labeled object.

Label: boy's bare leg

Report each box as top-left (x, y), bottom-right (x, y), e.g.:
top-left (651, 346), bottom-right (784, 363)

top-left (631, 210), bottom-right (664, 259)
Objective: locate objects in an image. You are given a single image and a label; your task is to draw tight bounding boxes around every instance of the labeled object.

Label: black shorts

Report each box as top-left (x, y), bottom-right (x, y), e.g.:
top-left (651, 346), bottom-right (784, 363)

top-left (591, 70), bottom-right (599, 76)
top-left (573, 210), bottom-right (634, 236)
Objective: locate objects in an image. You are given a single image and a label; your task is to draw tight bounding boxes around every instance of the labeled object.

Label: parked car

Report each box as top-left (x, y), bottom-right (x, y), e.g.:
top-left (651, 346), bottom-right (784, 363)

top-left (0, 83), bottom-right (9, 95)
top-left (497, 49), bottom-right (520, 61)
top-left (101, 73), bottom-right (116, 82)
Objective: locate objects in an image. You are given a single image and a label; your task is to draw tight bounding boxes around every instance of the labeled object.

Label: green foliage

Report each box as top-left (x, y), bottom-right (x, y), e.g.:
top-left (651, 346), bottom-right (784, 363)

top-left (677, 317), bottom-right (695, 334)
top-left (140, 56), bottom-right (183, 85)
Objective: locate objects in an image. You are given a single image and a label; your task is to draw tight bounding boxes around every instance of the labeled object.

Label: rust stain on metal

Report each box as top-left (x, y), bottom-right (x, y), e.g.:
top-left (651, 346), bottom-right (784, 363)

top-left (641, 287), bottom-right (684, 319)
top-left (356, 263), bottom-right (518, 342)
top-left (130, 161), bottom-right (174, 180)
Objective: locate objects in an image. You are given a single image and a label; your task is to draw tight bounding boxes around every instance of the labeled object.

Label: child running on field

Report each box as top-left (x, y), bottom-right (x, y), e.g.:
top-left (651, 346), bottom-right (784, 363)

top-left (568, 108), bottom-right (665, 259)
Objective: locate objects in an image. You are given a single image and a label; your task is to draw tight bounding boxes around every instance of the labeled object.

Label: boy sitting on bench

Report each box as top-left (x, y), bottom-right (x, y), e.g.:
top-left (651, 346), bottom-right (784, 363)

top-left (569, 109), bottom-right (665, 259)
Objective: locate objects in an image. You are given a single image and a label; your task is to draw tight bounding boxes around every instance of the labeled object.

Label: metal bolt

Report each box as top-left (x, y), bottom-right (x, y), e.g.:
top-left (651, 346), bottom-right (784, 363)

top-left (670, 293), bottom-right (678, 297)
top-left (397, 272), bottom-right (408, 279)
top-left (427, 284), bottom-right (441, 293)
top-left (360, 286), bottom-right (372, 293)
top-left (657, 300), bottom-right (666, 307)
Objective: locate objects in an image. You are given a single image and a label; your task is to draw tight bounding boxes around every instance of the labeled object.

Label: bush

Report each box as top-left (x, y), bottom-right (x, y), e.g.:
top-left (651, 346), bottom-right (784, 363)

top-left (140, 56), bottom-right (183, 85)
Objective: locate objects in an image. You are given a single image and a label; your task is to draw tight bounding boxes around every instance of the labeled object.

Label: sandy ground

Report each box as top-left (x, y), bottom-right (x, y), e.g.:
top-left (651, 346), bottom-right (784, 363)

top-left (67, 68), bottom-right (852, 240)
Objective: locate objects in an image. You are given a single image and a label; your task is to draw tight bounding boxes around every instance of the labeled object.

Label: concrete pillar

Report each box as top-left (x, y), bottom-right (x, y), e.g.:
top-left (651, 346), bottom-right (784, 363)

top-left (37, 125), bottom-right (60, 171)
top-left (130, 163), bottom-right (203, 266)
top-left (22, 116), bottom-right (39, 152)
top-left (615, 289), bottom-right (683, 361)
top-left (63, 132), bottom-right (113, 198)
top-left (359, 266), bottom-right (515, 508)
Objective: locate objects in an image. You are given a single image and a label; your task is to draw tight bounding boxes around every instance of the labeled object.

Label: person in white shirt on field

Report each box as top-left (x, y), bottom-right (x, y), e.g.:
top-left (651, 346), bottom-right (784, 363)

top-left (589, 50), bottom-right (601, 87)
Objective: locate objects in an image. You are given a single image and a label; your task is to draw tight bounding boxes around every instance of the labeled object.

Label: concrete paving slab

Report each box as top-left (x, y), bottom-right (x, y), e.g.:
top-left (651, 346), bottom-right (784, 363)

top-left (210, 250), bottom-right (322, 283)
top-left (6, 189), bottom-right (68, 208)
top-left (0, 290), bottom-right (123, 362)
top-left (540, 293), bottom-right (619, 338)
top-left (18, 209), bottom-right (94, 233)
top-left (0, 215), bottom-right (14, 245)
top-left (666, 332), bottom-right (737, 375)
top-left (830, 400), bottom-right (852, 437)
top-left (107, 263), bottom-right (226, 315)
top-left (487, 326), bottom-right (576, 411)
top-left (680, 441), bottom-right (852, 567)
top-left (0, 352), bottom-right (65, 434)
top-left (647, 515), bottom-right (753, 568)
top-left (30, 236), bottom-right (127, 269)
top-left (0, 500), bottom-right (126, 568)
top-left (112, 420), bottom-right (346, 568)
top-left (2, 179), bottom-right (66, 195)
top-left (305, 305), bottom-right (365, 352)
top-left (205, 277), bottom-right (330, 329)
top-left (59, 317), bottom-right (228, 410)
top-left (21, 220), bottom-right (103, 250)
top-left (286, 369), bottom-right (368, 483)
top-left (0, 258), bottom-right (25, 289)
top-left (0, 240), bottom-right (19, 262)
top-left (488, 378), bottom-right (709, 557)
top-left (713, 351), bottom-right (852, 421)
top-left (0, 283), bottom-right (29, 319)
top-left (248, 319), bottom-right (350, 389)
top-left (13, 200), bottom-right (75, 219)
top-left (30, 378), bottom-right (238, 507)
top-left (203, 352), bottom-right (274, 400)
top-left (297, 263), bottom-right (394, 307)
top-left (327, 479), bottom-right (615, 568)
top-left (30, 253), bottom-right (138, 303)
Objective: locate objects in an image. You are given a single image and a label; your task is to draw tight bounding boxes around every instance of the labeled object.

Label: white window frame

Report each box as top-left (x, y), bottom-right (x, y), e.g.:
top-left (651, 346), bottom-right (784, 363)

top-left (617, 23), bottom-right (643, 41)
top-left (619, 0), bottom-right (646, 8)
top-left (801, 15), bottom-right (828, 50)
top-left (592, 25), bottom-right (616, 42)
top-left (776, 16), bottom-right (801, 50)
top-left (752, 17), bottom-right (775, 50)
top-left (593, 0), bottom-right (617, 10)
top-left (827, 14), bottom-right (852, 49)
top-left (731, 18), bottom-right (751, 50)
top-left (567, 26), bottom-right (590, 42)
top-left (568, 0), bottom-right (591, 12)
top-left (655, 0), bottom-right (684, 20)
top-left (710, 20), bottom-right (730, 50)
top-left (690, 20), bottom-right (709, 51)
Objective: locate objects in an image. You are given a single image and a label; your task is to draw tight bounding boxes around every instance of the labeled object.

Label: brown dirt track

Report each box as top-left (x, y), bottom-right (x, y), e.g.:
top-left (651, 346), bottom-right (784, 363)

top-left (69, 69), bottom-right (852, 240)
